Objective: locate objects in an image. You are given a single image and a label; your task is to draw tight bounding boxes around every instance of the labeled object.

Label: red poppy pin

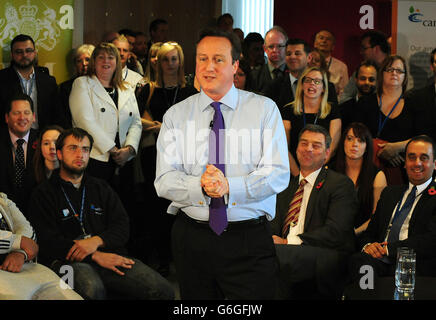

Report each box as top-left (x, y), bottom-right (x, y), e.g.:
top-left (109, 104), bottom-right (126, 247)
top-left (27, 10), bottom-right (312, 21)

top-left (32, 141), bottom-right (38, 150)
top-left (428, 186), bottom-right (436, 196)
top-left (316, 180), bottom-right (325, 190)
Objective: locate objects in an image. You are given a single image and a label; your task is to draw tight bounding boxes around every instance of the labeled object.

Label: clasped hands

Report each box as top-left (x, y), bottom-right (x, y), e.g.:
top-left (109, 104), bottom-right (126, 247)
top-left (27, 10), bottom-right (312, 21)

top-left (377, 142), bottom-right (404, 167)
top-left (110, 146), bottom-right (132, 167)
top-left (364, 241), bottom-right (388, 259)
top-left (66, 236), bottom-right (134, 276)
top-left (201, 164), bottom-right (229, 198)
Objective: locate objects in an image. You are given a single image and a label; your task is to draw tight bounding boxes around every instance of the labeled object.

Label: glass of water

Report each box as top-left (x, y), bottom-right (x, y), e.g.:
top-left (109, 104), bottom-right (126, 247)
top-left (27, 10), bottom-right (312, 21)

top-left (395, 247), bottom-right (416, 293)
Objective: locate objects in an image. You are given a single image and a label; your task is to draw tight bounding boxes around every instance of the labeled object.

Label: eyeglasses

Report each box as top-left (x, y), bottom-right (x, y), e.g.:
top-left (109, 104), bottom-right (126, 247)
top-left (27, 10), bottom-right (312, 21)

top-left (64, 145), bottom-right (91, 154)
top-left (303, 76), bottom-right (323, 85)
top-left (13, 48), bottom-right (35, 55)
top-left (266, 44), bottom-right (286, 50)
top-left (384, 67), bottom-right (406, 74)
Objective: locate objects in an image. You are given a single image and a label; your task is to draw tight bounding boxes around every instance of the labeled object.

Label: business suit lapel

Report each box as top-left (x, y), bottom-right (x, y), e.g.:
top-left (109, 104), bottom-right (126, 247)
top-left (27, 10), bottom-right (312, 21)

top-left (409, 181), bottom-right (436, 229)
top-left (304, 167), bottom-right (327, 230)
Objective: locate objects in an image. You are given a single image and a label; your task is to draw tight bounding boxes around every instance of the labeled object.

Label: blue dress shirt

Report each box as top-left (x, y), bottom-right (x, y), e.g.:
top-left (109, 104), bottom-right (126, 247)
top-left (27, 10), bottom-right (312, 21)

top-left (154, 85), bottom-right (290, 222)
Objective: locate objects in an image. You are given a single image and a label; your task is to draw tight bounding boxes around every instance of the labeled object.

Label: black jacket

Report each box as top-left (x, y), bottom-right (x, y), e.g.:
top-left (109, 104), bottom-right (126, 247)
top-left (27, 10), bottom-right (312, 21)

top-left (28, 170), bottom-right (130, 266)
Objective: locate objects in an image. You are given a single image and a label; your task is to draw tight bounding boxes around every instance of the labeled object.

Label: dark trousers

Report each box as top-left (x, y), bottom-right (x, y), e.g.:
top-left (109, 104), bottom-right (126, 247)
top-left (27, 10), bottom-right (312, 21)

top-left (172, 213), bottom-right (279, 300)
top-left (275, 244), bottom-right (349, 299)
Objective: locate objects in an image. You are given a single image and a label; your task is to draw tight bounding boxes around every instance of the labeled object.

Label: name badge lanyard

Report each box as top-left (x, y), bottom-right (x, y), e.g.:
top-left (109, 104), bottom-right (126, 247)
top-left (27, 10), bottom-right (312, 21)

top-left (18, 74), bottom-right (35, 97)
top-left (61, 185), bottom-right (87, 236)
top-left (302, 101), bottom-right (319, 127)
top-left (377, 95), bottom-right (402, 138)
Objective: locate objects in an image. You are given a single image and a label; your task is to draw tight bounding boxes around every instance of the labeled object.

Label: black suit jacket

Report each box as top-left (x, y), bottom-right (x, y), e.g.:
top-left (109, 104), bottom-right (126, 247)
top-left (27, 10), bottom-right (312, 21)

top-left (264, 75), bottom-right (339, 110)
top-left (0, 66), bottom-right (65, 130)
top-left (0, 128), bottom-right (38, 216)
top-left (248, 63), bottom-right (287, 95)
top-left (409, 84), bottom-right (436, 142)
top-left (359, 182), bottom-right (436, 275)
top-left (272, 167), bottom-right (358, 253)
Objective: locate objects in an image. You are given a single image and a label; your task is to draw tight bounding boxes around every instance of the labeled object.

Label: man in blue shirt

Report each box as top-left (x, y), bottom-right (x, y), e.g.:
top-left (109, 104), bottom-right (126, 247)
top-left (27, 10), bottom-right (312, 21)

top-left (155, 28), bottom-right (290, 299)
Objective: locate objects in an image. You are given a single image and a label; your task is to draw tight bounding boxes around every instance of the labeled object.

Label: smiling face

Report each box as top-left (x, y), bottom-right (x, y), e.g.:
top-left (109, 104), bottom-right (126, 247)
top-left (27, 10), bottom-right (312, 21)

top-left (196, 36), bottom-right (238, 101)
top-left (314, 30), bottom-right (334, 55)
top-left (297, 130), bottom-right (330, 176)
top-left (41, 129), bottom-right (61, 163)
top-left (95, 51), bottom-right (116, 81)
top-left (405, 140), bottom-right (436, 186)
top-left (5, 99), bottom-right (35, 138)
top-left (344, 128), bottom-right (367, 161)
top-left (356, 65), bottom-right (377, 96)
top-left (285, 44), bottom-right (308, 76)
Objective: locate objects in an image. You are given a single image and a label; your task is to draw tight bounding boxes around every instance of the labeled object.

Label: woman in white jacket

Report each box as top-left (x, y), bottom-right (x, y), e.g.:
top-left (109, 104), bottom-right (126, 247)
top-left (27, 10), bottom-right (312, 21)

top-left (69, 42), bottom-right (142, 182)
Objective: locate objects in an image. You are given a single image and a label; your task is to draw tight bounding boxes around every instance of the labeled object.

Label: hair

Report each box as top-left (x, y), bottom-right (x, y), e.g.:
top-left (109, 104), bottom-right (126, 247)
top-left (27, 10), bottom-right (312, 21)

top-left (308, 48), bottom-right (328, 75)
top-left (334, 122), bottom-right (375, 218)
top-left (376, 55), bottom-right (408, 96)
top-left (149, 19), bottom-right (168, 35)
top-left (264, 26), bottom-right (288, 43)
top-left (197, 28), bottom-right (241, 63)
top-left (355, 59), bottom-right (379, 78)
top-left (113, 34), bottom-right (129, 45)
top-left (10, 34), bottom-right (35, 51)
top-left (237, 58), bottom-right (251, 78)
top-left (217, 13), bottom-right (233, 26)
top-left (6, 92), bottom-right (34, 114)
top-left (73, 44), bottom-right (95, 75)
top-left (361, 30), bottom-right (390, 55)
top-left (431, 48), bottom-right (436, 64)
top-left (286, 38), bottom-right (311, 55)
top-left (56, 127), bottom-right (94, 151)
top-left (289, 66), bottom-right (331, 119)
top-left (298, 124), bottom-right (332, 149)
top-left (118, 28), bottom-right (136, 38)
top-left (242, 32), bottom-right (264, 57)
top-left (155, 41), bottom-right (186, 88)
top-left (33, 125), bottom-right (64, 183)
top-left (88, 42), bottom-right (127, 90)
top-left (142, 42), bottom-right (163, 83)
top-left (405, 135), bottom-right (436, 159)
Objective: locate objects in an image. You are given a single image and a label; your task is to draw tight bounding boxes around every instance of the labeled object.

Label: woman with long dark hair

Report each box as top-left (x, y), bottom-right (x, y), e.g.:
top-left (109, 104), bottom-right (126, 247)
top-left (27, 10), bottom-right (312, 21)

top-left (334, 122), bottom-right (387, 235)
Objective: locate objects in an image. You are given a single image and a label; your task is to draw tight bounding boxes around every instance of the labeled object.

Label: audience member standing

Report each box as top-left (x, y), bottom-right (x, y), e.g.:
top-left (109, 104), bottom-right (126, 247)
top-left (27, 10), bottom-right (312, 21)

top-left (0, 34), bottom-right (63, 130)
top-left (147, 19), bottom-right (169, 56)
top-left (59, 44), bottom-right (95, 128)
top-left (136, 41), bottom-right (197, 276)
top-left (314, 29), bottom-right (349, 97)
top-left (281, 66), bottom-right (341, 176)
top-left (248, 26), bottom-right (288, 94)
top-left (112, 35), bottom-right (143, 89)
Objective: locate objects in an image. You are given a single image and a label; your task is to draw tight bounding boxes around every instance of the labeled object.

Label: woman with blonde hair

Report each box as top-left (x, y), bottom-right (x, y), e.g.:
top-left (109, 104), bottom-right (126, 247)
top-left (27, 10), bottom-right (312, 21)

top-left (281, 66), bottom-right (341, 176)
top-left (136, 41), bottom-right (197, 276)
top-left (69, 42), bottom-right (142, 182)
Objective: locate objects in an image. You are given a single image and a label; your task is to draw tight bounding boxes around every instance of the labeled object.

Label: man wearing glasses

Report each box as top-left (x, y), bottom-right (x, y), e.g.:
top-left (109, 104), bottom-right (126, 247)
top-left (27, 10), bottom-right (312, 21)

top-left (248, 26), bottom-right (288, 94)
top-left (0, 34), bottom-right (64, 130)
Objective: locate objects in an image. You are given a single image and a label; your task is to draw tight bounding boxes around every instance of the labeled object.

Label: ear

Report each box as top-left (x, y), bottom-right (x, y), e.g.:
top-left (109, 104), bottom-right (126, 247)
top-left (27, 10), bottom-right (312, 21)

top-left (56, 149), bottom-right (63, 162)
top-left (325, 147), bottom-right (331, 161)
top-left (232, 59), bottom-right (239, 75)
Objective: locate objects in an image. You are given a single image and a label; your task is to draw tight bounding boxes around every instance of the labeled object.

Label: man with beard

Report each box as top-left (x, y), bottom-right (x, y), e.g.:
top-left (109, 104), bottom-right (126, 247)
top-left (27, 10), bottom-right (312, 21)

top-left (339, 60), bottom-right (378, 132)
top-left (0, 34), bottom-right (64, 130)
top-left (28, 128), bottom-right (174, 300)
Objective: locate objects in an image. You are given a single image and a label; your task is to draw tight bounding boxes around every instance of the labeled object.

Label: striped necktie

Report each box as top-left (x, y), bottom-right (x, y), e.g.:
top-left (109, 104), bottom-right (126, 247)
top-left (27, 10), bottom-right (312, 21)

top-left (282, 179), bottom-right (308, 238)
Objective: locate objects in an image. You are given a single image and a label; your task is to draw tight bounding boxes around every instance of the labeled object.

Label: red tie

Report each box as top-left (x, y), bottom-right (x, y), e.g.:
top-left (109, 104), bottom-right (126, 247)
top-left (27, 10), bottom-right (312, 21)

top-left (282, 179), bottom-right (307, 238)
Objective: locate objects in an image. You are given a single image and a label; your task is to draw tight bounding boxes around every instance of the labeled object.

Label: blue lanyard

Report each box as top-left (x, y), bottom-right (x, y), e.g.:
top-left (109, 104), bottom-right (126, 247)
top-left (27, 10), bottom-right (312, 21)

top-left (302, 102), bottom-right (319, 127)
top-left (377, 94), bottom-right (402, 137)
top-left (17, 71), bottom-right (35, 97)
top-left (61, 185), bottom-right (87, 235)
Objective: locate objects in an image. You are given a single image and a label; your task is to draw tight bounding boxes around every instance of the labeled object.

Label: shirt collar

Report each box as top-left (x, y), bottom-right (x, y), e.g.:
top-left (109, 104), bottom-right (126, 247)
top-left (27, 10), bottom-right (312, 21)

top-left (9, 129), bottom-right (30, 145)
top-left (289, 73), bottom-right (298, 84)
top-left (299, 166), bottom-right (323, 187)
top-left (14, 67), bottom-right (35, 81)
top-left (268, 61), bottom-right (285, 73)
top-left (409, 177), bottom-right (433, 196)
top-left (200, 84), bottom-right (238, 112)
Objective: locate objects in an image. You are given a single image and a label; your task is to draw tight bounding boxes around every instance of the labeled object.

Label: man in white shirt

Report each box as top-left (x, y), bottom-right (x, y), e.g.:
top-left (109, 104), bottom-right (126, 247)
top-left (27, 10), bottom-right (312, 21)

top-left (349, 135), bottom-right (436, 282)
top-left (112, 35), bottom-right (143, 90)
top-left (272, 124), bottom-right (357, 299)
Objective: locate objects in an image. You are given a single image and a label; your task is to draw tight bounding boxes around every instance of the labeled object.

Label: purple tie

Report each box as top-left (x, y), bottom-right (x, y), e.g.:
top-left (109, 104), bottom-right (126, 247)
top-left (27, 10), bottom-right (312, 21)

top-left (208, 102), bottom-right (227, 235)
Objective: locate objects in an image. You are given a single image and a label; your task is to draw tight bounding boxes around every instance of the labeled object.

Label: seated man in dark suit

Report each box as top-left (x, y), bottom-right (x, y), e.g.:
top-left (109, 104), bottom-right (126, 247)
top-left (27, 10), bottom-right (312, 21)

top-left (0, 34), bottom-right (65, 130)
top-left (272, 124), bottom-right (357, 299)
top-left (0, 93), bottom-right (38, 217)
top-left (348, 135), bottom-right (436, 284)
